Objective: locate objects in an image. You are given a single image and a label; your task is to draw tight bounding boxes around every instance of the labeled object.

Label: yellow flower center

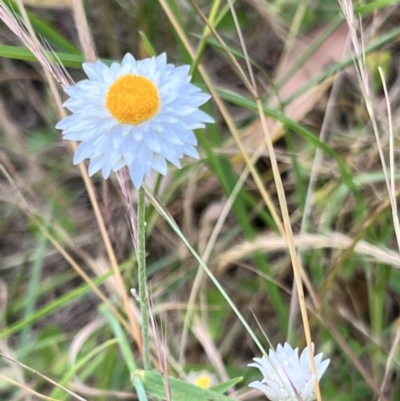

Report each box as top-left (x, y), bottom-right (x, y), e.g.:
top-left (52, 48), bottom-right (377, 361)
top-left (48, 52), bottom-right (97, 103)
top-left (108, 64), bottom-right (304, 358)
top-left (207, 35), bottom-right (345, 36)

top-left (106, 74), bottom-right (160, 125)
top-left (194, 375), bottom-right (212, 389)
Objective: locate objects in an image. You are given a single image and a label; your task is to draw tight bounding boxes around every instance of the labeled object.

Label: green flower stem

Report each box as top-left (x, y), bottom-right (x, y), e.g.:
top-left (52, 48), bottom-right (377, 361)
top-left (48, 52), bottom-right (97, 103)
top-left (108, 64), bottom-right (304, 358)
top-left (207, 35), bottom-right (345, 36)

top-left (138, 187), bottom-right (151, 369)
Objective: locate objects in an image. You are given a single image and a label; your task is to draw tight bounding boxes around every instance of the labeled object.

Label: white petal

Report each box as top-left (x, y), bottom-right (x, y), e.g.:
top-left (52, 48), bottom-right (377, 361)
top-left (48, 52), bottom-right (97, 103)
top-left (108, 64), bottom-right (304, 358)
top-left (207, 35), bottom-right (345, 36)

top-left (122, 53), bottom-right (136, 66)
top-left (151, 154), bottom-right (167, 175)
top-left (136, 144), bottom-right (152, 173)
top-left (109, 125), bottom-right (125, 148)
top-left (101, 148), bottom-right (122, 178)
top-left (187, 92), bottom-right (211, 106)
top-left (248, 382), bottom-right (273, 399)
top-left (88, 156), bottom-right (104, 176)
top-left (82, 62), bottom-right (103, 81)
top-left (129, 162), bottom-right (145, 189)
top-left (181, 130), bottom-right (198, 146)
top-left (73, 140), bottom-right (96, 164)
top-left (112, 159), bottom-right (126, 172)
top-left (172, 64), bottom-right (190, 80)
top-left (143, 131), bottom-right (161, 153)
top-left (185, 109), bottom-right (215, 124)
top-left (180, 144), bottom-right (199, 159)
top-left (162, 151), bottom-right (181, 168)
top-left (317, 359), bottom-right (330, 379)
top-left (132, 128), bottom-right (144, 141)
top-left (185, 122), bottom-right (205, 130)
top-left (56, 114), bottom-right (77, 130)
top-left (124, 139), bottom-right (139, 165)
top-left (110, 62), bottom-right (120, 78)
top-left (159, 128), bottom-right (184, 145)
top-left (156, 53), bottom-right (167, 69)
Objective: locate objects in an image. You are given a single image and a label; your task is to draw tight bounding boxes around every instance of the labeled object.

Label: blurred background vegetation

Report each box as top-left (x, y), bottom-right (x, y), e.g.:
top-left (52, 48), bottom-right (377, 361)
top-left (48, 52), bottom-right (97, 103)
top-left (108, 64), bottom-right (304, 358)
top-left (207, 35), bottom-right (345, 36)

top-left (1, 0), bottom-right (400, 400)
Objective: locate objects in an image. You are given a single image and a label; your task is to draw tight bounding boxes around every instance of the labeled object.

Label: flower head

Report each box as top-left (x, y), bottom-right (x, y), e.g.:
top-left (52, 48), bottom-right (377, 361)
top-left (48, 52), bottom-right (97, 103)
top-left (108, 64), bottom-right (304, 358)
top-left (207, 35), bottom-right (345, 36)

top-left (186, 370), bottom-right (217, 389)
top-left (248, 343), bottom-right (330, 401)
top-left (56, 53), bottom-right (213, 188)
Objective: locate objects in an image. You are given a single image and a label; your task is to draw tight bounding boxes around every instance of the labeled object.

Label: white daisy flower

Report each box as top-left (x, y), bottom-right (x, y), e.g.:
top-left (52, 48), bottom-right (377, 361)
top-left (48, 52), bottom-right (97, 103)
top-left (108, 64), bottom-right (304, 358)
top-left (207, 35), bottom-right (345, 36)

top-left (56, 53), bottom-right (213, 188)
top-left (248, 343), bottom-right (330, 401)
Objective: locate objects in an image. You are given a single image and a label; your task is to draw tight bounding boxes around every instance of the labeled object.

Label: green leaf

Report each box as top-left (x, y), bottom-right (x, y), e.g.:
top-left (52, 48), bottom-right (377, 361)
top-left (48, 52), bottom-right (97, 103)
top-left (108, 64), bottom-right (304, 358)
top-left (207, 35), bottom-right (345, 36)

top-left (0, 45), bottom-right (84, 68)
top-left (355, 0), bottom-right (400, 15)
top-left (207, 289), bottom-right (228, 340)
top-left (139, 31), bottom-right (157, 57)
top-left (102, 306), bottom-right (137, 373)
top-left (210, 377), bottom-right (243, 394)
top-left (133, 370), bottom-right (239, 401)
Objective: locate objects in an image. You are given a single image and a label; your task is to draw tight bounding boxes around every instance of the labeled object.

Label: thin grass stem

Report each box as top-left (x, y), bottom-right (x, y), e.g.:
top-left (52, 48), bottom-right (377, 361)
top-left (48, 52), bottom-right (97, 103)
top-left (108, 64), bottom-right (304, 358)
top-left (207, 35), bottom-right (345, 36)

top-left (20, 225), bottom-right (47, 344)
top-left (71, 0), bottom-right (96, 62)
top-left (138, 187), bottom-right (151, 369)
top-left (0, 353), bottom-right (86, 401)
top-left (190, 0), bottom-right (222, 76)
top-left (143, 184), bottom-right (267, 355)
top-left (256, 99), bottom-right (322, 401)
top-left (180, 142), bottom-right (266, 362)
top-left (158, 0), bottom-right (289, 329)
top-left (379, 67), bottom-right (400, 252)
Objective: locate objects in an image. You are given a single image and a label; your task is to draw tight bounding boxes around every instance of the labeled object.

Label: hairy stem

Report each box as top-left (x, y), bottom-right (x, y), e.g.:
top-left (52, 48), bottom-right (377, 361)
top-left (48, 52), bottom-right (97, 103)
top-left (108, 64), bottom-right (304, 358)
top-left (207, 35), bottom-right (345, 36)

top-left (138, 187), bottom-right (151, 369)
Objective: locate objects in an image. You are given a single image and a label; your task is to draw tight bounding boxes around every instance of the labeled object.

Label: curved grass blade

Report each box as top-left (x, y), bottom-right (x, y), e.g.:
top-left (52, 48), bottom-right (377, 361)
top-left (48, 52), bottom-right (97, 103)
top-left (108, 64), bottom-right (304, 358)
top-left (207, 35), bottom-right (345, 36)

top-left (210, 377), bottom-right (243, 394)
top-left (102, 307), bottom-right (148, 401)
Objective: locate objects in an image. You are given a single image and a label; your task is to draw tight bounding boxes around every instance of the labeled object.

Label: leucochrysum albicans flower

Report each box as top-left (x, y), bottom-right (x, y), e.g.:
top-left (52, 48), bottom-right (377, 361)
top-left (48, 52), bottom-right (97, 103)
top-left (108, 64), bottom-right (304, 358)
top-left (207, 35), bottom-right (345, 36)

top-left (56, 53), bottom-right (213, 188)
top-left (186, 370), bottom-right (217, 389)
top-left (248, 343), bottom-right (330, 401)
